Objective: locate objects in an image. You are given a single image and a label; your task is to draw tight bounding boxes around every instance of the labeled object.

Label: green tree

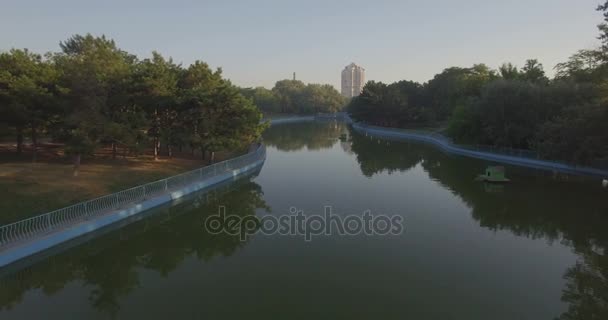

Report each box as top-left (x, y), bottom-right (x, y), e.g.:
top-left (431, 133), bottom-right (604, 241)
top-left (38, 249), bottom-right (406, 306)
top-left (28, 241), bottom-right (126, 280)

top-left (598, 1), bottom-right (608, 57)
top-left (55, 34), bottom-right (133, 175)
top-left (347, 81), bottom-right (388, 124)
top-left (521, 59), bottom-right (548, 83)
top-left (272, 79), bottom-right (306, 113)
top-left (179, 60), bottom-right (225, 159)
top-left (535, 102), bottom-right (608, 164)
top-left (425, 64), bottom-right (496, 120)
top-left (134, 51), bottom-right (181, 159)
top-left (498, 62), bottom-right (520, 80)
top-left (203, 82), bottom-right (266, 162)
top-left (299, 84), bottom-right (345, 114)
top-left (555, 49), bottom-right (605, 82)
top-left (0, 49), bottom-right (63, 160)
top-left (240, 87), bottom-right (280, 113)
top-left (180, 62), bottom-right (266, 162)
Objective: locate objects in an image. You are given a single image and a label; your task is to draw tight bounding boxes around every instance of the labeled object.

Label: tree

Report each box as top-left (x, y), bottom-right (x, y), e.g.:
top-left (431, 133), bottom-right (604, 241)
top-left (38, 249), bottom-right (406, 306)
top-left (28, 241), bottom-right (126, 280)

top-left (299, 83), bottom-right (346, 114)
top-left (272, 80), bottom-right (306, 113)
top-left (425, 64), bottom-right (496, 120)
top-left (521, 59), bottom-right (548, 83)
top-left (474, 80), bottom-right (544, 148)
top-left (185, 81), bottom-right (266, 163)
top-left (134, 52), bottom-right (180, 159)
top-left (598, 1), bottom-right (608, 57)
top-left (498, 62), bottom-right (520, 80)
top-left (179, 60), bottom-right (225, 159)
top-left (240, 87), bottom-right (280, 114)
top-left (535, 102), bottom-right (608, 164)
top-left (244, 80), bottom-right (345, 115)
top-left (348, 81), bottom-right (388, 124)
top-left (55, 34), bottom-right (133, 175)
top-left (319, 84), bottom-right (347, 113)
top-left (0, 49), bottom-right (63, 160)
top-left (555, 49), bottom-right (605, 82)
top-left (446, 104), bottom-right (481, 143)
top-left (348, 80), bottom-right (428, 126)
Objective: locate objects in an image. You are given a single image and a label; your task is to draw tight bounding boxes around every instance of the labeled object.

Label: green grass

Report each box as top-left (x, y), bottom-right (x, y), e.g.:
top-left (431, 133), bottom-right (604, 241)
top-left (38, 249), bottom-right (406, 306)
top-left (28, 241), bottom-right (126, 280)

top-left (0, 152), bottom-right (232, 225)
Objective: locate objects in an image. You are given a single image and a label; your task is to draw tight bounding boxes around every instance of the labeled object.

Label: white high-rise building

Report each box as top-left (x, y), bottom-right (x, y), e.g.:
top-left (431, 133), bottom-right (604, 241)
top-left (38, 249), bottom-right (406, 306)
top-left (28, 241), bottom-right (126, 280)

top-left (341, 63), bottom-right (365, 98)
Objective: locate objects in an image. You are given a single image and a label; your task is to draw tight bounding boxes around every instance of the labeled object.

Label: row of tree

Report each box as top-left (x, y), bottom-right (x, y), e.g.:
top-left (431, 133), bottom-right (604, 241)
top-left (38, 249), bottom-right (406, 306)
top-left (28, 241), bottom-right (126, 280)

top-left (348, 3), bottom-right (608, 165)
top-left (240, 79), bottom-right (346, 114)
top-left (348, 61), bottom-right (551, 126)
top-left (0, 34), bottom-right (266, 174)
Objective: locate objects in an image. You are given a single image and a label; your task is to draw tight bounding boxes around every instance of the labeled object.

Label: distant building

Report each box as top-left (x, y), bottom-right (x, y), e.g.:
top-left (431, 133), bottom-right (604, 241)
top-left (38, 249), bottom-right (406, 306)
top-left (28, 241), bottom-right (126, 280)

top-left (341, 63), bottom-right (365, 98)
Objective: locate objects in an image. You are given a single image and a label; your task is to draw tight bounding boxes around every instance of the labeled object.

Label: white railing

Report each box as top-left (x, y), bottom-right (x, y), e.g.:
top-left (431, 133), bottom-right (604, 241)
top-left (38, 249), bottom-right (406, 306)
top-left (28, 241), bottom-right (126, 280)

top-left (0, 144), bottom-right (266, 248)
top-left (353, 122), bottom-right (608, 177)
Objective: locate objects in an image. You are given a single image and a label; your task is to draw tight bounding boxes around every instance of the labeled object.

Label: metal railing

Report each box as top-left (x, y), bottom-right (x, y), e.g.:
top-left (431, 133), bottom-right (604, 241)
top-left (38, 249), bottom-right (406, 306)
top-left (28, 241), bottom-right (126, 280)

top-left (352, 122), bottom-right (608, 176)
top-left (0, 144), bottom-right (266, 248)
top-left (354, 123), bottom-right (543, 159)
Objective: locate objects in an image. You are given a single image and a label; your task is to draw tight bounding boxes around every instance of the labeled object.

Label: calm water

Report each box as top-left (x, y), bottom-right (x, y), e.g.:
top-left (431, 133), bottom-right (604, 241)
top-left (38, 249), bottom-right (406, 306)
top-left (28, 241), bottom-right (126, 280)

top-left (1, 121), bottom-right (607, 319)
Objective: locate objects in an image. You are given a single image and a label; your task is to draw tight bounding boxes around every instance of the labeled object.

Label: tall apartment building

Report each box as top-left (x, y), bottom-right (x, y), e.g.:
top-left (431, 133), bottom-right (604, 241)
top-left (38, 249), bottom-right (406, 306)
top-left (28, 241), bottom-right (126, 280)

top-left (341, 63), bottom-right (365, 98)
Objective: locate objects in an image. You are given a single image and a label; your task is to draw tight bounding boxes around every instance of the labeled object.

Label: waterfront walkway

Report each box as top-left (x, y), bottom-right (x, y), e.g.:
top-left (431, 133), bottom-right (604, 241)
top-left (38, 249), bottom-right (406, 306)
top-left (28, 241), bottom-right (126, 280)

top-left (0, 145), bottom-right (266, 268)
top-left (351, 122), bottom-right (608, 178)
top-left (269, 114), bottom-right (607, 177)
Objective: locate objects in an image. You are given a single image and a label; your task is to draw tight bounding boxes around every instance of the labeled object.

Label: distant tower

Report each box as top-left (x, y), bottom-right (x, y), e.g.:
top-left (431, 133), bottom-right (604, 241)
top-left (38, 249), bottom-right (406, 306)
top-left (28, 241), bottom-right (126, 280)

top-left (341, 63), bottom-right (365, 98)
top-left (293, 72), bottom-right (296, 81)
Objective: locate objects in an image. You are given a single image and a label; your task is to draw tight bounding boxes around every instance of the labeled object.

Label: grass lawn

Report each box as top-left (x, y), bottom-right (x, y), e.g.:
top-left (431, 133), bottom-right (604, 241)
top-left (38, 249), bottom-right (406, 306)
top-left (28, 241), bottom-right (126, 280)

top-left (0, 143), bottom-right (234, 225)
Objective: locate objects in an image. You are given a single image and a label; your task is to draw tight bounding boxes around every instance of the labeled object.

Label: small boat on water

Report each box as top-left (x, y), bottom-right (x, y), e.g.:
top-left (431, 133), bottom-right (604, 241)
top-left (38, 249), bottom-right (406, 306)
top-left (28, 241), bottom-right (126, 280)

top-left (476, 166), bottom-right (511, 183)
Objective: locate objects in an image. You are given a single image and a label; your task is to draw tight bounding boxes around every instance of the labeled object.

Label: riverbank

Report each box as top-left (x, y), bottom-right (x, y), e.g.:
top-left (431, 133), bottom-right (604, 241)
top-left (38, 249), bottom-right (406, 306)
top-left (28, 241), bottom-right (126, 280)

top-left (0, 144), bottom-right (235, 224)
top-left (0, 144), bottom-right (266, 269)
top-left (352, 122), bottom-right (608, 178)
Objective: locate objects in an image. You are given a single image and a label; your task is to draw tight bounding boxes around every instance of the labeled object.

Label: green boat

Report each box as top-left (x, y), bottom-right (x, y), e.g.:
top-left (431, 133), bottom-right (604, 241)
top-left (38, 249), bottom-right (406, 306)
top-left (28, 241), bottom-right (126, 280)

top-left (476, 166), bottom-right (511, 183)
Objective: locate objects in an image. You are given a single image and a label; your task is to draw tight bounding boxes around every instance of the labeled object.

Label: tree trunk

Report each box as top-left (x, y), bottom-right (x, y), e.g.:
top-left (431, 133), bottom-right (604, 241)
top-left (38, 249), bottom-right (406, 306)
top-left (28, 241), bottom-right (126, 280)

top-left (112, 142), bottom-right (117, 159)
top-left (16, 126), bottom-right (23, 155)
top-left (153, 137), bottom-right (159, 160)
top-left (153, 107), bottom-right (160, 160)
top-left (210, 151), bottom-right (215, 164)
top-left (31, 125), bottom-right (38, 163)
top-left (73, 153), bottom-right (81, 177)
top-left (167, 144), bottom-right (172, 158)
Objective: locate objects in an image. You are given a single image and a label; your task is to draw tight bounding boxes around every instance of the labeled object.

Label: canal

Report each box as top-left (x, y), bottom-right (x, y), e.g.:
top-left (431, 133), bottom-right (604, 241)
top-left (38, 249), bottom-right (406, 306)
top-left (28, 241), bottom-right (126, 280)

top-left (1, 121), bottom-right (607, 319)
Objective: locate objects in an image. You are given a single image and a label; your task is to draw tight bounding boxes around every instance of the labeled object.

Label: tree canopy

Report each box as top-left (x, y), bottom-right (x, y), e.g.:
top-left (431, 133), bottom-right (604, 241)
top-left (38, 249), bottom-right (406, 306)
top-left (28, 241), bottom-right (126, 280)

top-left (241, 79), bottom-right (346, 114)
top-left (0, 34), bottom-right (266, 174)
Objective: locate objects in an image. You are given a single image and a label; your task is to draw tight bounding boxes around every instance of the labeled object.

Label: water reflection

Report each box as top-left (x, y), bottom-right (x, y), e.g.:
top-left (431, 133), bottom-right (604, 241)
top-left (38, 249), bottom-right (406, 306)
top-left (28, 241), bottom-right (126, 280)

top-left (349, 128), bottom-right (608, 319)
top-left (350, 131), bottom-right (422, 176)
top-left (264, 121), bottom-right (344, 151)
top-left (2, 121), bottom-right (607, 319)
top-left (0, 177), bottom-right (269, 317)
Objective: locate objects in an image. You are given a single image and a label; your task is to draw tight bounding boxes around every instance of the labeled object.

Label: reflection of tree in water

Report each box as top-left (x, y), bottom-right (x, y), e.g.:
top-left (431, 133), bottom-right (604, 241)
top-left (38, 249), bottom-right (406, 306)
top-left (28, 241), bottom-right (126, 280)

top-left (263, 121), bottom-right (344, 151)
top-left (350, 129), bottom-right (422, 177)
top-left (349, 129), bottom-right (608, 319)
top-left (0, 178), bottom-right (269, 318)
top-left (560, 246), bottom-right (608, 320)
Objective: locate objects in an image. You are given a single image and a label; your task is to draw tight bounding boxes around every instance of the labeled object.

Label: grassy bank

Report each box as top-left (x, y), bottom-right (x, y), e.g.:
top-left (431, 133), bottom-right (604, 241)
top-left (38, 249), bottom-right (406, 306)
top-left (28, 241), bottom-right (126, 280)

top-left (0, 144), bottom-right (234, 225)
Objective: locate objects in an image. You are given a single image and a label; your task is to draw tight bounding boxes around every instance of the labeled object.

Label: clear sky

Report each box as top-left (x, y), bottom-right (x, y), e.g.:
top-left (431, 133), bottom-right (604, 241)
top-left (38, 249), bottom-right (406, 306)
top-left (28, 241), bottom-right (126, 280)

top-left (1, 0), bottom-right (603, 89)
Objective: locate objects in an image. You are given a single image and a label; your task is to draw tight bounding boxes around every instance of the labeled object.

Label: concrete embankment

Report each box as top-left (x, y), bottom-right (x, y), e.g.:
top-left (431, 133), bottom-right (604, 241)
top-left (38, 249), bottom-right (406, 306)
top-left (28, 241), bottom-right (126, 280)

top-left (352, 122), bottom-right (608, 178)
top-left (0, 149), bottom-right (265, 269)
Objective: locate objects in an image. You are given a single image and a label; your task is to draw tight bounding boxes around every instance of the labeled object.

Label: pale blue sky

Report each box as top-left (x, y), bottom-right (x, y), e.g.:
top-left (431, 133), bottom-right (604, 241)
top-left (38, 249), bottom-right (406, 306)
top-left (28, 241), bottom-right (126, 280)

top-left (1, 0), bottom-right (603, 89)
